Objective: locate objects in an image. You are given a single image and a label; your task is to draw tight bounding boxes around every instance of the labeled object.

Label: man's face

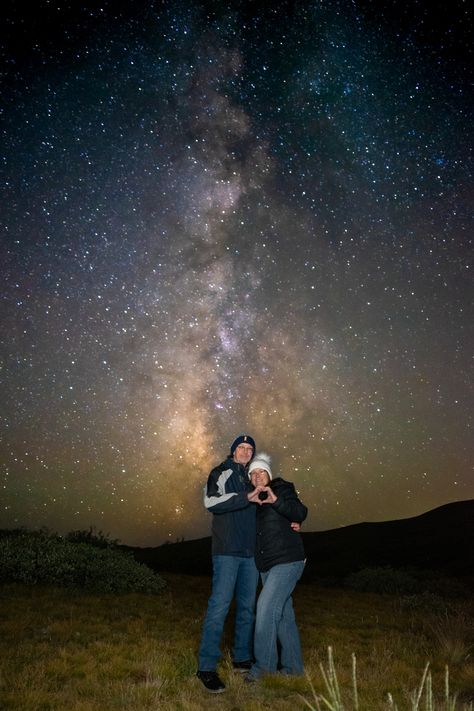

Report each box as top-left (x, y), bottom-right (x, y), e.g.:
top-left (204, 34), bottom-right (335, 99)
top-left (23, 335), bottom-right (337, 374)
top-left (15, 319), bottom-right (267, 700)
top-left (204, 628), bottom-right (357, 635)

top-left (233, 443), bottom-right (254, 465)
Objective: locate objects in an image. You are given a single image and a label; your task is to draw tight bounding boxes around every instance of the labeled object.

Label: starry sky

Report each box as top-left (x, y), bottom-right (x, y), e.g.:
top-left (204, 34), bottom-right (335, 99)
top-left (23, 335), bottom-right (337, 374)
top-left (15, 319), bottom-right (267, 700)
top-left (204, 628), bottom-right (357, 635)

top-left (1, 0), bottom-right (472, 546)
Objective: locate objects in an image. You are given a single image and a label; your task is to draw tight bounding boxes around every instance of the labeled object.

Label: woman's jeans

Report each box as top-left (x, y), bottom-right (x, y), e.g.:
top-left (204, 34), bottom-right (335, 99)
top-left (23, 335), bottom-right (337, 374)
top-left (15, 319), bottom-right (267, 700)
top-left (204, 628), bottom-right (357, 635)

top-left (198, 555), bottom-right (259, 671)
top-left (251, 559), bottom-right (305, 678)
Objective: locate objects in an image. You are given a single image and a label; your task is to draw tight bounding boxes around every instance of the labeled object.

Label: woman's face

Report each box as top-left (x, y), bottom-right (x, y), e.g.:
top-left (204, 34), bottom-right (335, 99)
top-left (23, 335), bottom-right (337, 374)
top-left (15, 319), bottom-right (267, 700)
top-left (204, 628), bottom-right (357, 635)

top-left (251, 468), bottom-right (270, 487)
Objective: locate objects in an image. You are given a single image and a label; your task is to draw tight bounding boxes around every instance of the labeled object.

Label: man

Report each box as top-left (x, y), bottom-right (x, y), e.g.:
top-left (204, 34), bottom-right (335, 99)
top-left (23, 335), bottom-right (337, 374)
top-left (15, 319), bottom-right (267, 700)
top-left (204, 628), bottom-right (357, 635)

top-left (196, 434), bottom-right (259, 693)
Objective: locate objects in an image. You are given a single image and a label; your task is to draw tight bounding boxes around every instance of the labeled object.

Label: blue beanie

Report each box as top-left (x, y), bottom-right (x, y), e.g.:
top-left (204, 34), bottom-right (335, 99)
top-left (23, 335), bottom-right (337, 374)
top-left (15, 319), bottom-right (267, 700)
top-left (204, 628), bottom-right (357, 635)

top-left (230, 434), bottom-right (256, 457)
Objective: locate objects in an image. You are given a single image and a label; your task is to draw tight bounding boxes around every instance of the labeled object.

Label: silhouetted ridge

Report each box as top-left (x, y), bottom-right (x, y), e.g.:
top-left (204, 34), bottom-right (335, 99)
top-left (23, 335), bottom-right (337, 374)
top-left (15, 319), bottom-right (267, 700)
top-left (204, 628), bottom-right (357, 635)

top-left (126, 499), bottom-right (474, 583)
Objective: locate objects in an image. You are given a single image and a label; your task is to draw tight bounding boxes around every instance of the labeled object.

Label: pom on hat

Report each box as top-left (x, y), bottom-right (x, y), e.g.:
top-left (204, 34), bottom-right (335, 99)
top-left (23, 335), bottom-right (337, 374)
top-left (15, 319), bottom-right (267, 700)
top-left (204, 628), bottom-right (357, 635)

top-left (248, 452), bottom-right (272, 479)
top-left (230, 434), bottom-right (256, 456)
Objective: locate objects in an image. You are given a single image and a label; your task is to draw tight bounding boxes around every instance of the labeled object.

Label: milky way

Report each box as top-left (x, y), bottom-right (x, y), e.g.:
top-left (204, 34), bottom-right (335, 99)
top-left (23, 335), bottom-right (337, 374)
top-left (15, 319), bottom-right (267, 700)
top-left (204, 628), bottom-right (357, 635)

top-left (1, 1), bottom-right (472, 545)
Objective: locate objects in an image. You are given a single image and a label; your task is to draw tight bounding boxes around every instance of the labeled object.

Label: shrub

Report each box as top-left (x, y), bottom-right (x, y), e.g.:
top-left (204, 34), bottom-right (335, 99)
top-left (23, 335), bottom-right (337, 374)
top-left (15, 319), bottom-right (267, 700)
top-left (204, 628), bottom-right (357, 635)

top-left (65, 526), bottom-right (119, 548)
top-left (399, 591), bottom-right (448, 614)
top-left (345, 566), bottom-right (420, 595)
top-left (0, 529), bottom-right (165, 593)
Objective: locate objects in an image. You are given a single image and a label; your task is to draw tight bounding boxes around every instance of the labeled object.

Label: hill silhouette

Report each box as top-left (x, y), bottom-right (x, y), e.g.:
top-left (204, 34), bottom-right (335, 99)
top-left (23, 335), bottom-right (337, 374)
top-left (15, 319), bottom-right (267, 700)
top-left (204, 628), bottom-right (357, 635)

top-left (126, 499), bottom-right (474, 585)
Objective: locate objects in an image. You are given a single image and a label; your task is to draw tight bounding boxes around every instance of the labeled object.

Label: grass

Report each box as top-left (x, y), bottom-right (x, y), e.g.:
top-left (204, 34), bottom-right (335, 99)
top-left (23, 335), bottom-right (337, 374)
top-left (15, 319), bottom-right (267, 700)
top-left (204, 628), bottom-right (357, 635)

top-left (0, 574), bottom-right (473, 710)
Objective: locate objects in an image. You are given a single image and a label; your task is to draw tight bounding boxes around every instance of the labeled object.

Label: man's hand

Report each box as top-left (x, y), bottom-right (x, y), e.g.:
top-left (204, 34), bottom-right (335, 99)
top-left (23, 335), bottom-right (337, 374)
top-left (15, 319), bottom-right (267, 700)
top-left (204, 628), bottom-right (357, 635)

top-left (291, 522), bottom-right (301, 532)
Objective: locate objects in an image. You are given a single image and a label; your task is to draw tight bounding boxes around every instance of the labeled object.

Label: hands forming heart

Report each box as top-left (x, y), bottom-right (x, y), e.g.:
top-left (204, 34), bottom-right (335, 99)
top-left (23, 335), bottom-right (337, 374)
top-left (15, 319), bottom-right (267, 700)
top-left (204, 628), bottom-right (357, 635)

top-left (248, 485), bottom-right (277, 505)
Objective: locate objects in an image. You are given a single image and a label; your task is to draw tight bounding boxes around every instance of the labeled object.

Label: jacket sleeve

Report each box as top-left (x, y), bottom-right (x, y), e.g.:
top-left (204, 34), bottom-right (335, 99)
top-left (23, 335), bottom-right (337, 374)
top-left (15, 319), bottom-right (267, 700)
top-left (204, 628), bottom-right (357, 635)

top-left (203, 466), bottom-right (250, 514)
top-left (272, 482), bottom-right (308, 523)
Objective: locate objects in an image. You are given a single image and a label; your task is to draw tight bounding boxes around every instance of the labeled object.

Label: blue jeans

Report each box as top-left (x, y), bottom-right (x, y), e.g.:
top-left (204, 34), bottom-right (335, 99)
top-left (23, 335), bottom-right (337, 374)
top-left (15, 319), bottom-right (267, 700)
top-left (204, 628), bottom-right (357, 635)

top-left (198, 555), bottom-right (259, 671)
top-left (250, 560), bottom-right (305, 678)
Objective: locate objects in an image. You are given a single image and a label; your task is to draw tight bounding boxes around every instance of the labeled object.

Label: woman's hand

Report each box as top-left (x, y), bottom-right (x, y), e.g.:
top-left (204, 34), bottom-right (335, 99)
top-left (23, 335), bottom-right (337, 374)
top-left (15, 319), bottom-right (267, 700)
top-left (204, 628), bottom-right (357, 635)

top-left (248, 486), bottom-right (265, 503)
top-left (259, 486), bottom-right (277, 504)
top-left (248, 485), bottom-right (277, 504)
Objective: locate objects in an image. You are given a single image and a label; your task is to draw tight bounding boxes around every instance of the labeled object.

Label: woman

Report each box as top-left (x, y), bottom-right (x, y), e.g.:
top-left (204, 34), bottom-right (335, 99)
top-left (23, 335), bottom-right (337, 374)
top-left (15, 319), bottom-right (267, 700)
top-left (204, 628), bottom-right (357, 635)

top-left (246, 452), bottom-right (307, 681)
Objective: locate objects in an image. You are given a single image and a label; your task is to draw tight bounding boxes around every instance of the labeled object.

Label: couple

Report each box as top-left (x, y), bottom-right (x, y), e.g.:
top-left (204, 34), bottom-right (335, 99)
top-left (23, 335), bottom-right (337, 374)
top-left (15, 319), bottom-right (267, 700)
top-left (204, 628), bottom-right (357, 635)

top-left (196, 434), bottom-right (307, 693)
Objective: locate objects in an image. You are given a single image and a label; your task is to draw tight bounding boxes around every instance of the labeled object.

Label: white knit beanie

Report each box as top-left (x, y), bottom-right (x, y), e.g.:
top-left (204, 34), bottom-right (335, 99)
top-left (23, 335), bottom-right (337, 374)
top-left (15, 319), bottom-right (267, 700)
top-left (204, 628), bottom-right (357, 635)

top-left (248, 452), bottom-right (272, 480)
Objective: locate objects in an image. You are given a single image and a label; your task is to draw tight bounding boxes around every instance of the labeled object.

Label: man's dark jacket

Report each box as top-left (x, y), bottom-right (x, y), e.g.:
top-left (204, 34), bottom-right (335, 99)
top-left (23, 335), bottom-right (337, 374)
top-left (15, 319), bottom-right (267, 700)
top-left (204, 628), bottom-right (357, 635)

top-left (203, 457), bottom-right (256, 557)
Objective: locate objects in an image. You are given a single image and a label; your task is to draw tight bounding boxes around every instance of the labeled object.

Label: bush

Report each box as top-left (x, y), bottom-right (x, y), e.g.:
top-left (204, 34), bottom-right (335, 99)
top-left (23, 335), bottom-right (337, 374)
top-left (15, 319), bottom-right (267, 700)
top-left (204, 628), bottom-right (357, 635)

top-left (345, 566), bottom-right (472, 599)
top-left (0, 529), bottom-right (166, 593)
top-left (65, 526), bottom-right (119, 548)
top-left (399, 591), bottom-right (449, 613)
top-left (345, 566), bottom-right (420, 595)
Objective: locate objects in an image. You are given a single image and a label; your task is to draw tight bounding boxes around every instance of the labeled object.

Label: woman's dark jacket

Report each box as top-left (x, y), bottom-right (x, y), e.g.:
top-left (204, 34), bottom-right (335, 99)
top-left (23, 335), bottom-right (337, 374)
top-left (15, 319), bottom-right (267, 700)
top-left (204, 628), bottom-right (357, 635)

top-left (255, 477), bottom-right (307, 572)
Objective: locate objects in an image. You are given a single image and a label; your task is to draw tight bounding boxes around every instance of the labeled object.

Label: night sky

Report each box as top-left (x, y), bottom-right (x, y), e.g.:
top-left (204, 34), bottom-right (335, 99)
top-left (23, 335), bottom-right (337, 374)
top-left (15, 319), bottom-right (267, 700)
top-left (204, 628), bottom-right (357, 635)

top-left (1, 1), bottom-right (472, 546)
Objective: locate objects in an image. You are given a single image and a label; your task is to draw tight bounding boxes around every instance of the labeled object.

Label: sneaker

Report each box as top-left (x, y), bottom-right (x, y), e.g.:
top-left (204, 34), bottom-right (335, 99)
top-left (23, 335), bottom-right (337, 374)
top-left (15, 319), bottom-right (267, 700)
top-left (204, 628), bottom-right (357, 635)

top-left (233, 660), bottom-right (253, 673)
top-left (196, 670), bottom-right (226, 693)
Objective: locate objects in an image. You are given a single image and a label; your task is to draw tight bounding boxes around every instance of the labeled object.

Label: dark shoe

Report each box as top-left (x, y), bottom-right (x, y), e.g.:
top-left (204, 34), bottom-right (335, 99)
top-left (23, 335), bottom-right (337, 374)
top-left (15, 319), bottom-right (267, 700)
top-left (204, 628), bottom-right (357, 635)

top-left (233, 660), bottom-right (253, 673)
top-left (244, 674), bottom-right (257, 684)
top-left (196, 670), bottom-right (226, 693)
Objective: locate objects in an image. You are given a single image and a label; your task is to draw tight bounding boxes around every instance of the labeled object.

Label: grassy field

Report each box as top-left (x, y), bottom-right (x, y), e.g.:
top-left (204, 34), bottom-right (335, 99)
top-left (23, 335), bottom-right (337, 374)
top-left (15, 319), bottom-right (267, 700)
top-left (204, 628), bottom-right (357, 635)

top-left (0, 573), bottom-right (472, 710)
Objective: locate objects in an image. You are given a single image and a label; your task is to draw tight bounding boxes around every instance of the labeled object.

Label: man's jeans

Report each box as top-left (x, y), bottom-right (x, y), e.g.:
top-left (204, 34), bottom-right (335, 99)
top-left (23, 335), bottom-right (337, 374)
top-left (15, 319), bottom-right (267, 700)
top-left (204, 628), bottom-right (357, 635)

top-left (198, 555), bottom-right (259, 671)
top-left (250, 559), bottom-right (306, 678)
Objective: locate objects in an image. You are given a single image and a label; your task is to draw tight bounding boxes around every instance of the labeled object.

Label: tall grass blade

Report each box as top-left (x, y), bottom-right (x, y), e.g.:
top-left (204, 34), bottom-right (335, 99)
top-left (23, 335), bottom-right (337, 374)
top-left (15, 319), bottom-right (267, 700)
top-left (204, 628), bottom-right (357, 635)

top-left (412, 662), bottom-right (430, 710)
top-left (352, 652), bottom-right (359, 711)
